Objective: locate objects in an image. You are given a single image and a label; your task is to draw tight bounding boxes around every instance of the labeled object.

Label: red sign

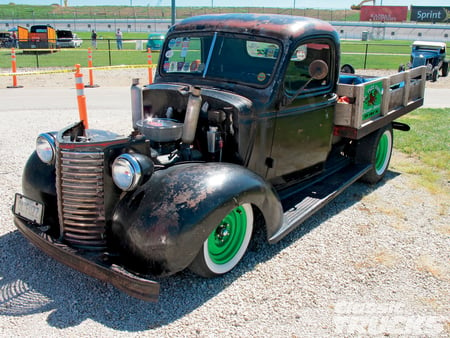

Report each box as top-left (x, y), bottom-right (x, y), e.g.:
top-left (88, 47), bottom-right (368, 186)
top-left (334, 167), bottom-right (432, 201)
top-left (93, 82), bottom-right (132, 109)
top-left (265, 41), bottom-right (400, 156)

top-left (360, 6), bottom-right (408, 22)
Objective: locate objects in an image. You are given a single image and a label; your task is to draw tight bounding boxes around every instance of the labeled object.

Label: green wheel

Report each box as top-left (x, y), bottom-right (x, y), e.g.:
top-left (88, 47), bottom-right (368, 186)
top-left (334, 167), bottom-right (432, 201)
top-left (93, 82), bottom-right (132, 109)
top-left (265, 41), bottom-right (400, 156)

top-left (189, 203), bottom-right (253, 277)
top-left (356, 125), bottom-right (393, 184)
top-left (374, 129), bottom-right (392, 175)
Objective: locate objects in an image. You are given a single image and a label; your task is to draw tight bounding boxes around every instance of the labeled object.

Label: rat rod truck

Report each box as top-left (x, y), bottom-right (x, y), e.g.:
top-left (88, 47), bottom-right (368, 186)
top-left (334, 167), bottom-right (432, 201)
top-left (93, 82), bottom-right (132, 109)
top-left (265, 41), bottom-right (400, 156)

top-left (12, 14), bottom-right (425, 301)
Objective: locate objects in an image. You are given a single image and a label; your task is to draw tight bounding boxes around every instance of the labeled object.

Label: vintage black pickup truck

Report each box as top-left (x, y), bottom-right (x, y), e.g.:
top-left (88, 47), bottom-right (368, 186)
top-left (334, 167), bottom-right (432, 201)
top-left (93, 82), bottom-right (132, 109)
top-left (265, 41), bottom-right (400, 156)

top-left (12, 13), bottom-right (426, 301)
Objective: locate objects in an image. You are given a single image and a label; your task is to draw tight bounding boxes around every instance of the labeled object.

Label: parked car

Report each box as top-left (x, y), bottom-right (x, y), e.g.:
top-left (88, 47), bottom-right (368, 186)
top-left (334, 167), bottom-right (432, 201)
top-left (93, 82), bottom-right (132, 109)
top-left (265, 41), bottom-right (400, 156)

top-left (0, 32), bottom-right (13, 48)
top-left (399, 40), bottom-right (448, 82)
top-left (146, 33), bottom-right (165, 51)
top-left (56, 30), bottom-right (82, 48)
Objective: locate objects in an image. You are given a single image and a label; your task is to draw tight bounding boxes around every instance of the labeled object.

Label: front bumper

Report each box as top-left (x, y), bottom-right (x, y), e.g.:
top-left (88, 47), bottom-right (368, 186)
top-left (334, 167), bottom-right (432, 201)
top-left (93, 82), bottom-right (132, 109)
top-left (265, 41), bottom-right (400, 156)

top-left (14, 216), bottom-right (160, 302)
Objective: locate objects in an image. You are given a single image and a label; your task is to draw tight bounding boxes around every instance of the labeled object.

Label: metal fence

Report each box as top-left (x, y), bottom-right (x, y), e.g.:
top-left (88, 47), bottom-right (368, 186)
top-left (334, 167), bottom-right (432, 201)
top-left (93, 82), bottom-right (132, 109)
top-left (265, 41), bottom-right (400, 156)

top-left (0, 39), bottom-right (153, 69)
top-left (0, 42), bottom-right (419, 70)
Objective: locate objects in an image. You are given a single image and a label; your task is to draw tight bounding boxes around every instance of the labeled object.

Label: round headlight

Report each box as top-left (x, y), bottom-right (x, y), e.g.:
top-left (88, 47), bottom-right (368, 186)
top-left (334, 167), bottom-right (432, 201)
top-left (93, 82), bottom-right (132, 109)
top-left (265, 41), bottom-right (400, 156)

top-left (112, 154), bottom-right (143, 191)
top-left (36, 133), bottom-right (56, 164)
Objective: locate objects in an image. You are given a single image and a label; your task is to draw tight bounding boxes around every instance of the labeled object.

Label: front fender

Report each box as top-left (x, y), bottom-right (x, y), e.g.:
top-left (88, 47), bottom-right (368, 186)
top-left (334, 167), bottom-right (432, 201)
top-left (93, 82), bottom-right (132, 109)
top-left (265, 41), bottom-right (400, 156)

top-left (22, 151), bottom-right (58, 227)
top-left (111, 162), bottom-right (283, 276)
top-left (22, 151), bottom-right (57, 199)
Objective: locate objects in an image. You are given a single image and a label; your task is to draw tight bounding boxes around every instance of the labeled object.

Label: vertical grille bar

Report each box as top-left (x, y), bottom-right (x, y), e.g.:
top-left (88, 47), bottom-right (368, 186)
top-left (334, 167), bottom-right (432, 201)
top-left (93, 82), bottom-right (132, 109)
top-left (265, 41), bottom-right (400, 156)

top-left (56, 149), bottom-right (106, 249)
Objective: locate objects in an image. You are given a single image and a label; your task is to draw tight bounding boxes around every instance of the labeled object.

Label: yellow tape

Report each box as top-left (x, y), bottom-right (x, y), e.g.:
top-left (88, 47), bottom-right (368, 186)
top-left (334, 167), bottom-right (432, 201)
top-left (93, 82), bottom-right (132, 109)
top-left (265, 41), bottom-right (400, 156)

top-left (18, 48), bottom-right (157, 52)
top-left (0, 64), bottom-right (157, 77)
top-left (84, 64), bottom-right (157, 71)
top-left (0, 68), bottom-right (75, 77)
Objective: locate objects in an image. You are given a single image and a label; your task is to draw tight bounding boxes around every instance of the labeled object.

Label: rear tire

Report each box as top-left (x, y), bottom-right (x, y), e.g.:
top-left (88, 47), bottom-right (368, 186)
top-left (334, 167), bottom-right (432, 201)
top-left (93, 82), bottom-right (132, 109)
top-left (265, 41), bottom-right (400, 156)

top-left (189, 203), bottom-right (253, 277)
top-left (442, 61), bottom-right (448, 77)
top-left (340, 64), bottom-right (355, 74)
top-left (356, 125), bottom-right (393, 184)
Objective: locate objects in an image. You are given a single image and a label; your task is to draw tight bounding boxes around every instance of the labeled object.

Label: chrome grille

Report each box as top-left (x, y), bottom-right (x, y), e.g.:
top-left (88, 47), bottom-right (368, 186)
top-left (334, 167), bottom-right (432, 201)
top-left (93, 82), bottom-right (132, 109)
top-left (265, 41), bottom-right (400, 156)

top-left (56, 149), bottom-right (106, 249)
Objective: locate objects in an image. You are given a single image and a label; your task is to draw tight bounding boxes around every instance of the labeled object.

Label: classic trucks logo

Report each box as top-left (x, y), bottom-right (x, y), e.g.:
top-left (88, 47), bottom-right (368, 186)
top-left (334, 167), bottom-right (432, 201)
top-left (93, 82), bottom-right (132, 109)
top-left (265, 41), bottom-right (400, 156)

top-left (362, 80), bottom-right (383, 121)
top-left (334, 301), bottom-right (445, 335)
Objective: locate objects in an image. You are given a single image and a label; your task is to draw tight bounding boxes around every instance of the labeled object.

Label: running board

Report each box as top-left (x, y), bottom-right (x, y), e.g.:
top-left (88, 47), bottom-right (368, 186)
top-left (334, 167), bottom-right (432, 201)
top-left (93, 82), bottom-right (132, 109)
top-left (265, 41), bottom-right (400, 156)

top-left (268, 163), bottom-right (371, 243)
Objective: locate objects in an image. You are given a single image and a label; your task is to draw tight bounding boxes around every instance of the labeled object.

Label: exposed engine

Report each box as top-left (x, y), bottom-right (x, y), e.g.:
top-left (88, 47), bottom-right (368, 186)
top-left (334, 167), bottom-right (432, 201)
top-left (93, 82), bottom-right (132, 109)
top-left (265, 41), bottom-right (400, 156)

top-left (131, 80), bottom-right (243, 166)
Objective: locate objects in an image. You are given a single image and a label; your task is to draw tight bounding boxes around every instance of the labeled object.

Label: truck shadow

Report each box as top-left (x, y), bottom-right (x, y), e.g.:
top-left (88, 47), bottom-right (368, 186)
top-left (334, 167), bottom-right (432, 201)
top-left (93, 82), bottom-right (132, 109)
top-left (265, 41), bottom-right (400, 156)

top-left (0, 171), bottom-right (399, 331)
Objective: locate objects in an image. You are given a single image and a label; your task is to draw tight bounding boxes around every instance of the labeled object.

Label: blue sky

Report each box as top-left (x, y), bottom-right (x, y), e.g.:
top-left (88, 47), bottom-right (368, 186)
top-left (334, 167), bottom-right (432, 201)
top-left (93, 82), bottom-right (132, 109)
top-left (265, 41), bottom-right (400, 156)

top-left (5, 0), bottom-right (450, 10)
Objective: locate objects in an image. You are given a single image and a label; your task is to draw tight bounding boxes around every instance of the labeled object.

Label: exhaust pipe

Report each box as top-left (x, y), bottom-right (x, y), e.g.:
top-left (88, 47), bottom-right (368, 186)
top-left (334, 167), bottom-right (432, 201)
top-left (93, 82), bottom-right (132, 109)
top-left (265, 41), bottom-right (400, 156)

top-left (131, 78), bottom-right (143, 130)
top-left (182, 86), bottom-right (202, 144)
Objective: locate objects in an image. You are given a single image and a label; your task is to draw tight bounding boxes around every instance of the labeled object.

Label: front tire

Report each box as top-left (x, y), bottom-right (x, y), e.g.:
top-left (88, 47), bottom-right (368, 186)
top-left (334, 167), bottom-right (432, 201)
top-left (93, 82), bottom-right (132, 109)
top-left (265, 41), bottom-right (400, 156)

top-left (189, 203), bottom-right (253, 277)
top-left (432, 68), bottom-right (439, 82)
top-left (356, 125), bottom-right (393, 184)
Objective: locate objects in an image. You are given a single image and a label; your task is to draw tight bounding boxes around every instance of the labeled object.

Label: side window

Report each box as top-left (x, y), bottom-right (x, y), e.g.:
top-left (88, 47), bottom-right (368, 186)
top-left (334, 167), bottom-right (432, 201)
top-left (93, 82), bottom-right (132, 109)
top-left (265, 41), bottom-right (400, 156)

top-left (284, 41), bottom-right (332, 96)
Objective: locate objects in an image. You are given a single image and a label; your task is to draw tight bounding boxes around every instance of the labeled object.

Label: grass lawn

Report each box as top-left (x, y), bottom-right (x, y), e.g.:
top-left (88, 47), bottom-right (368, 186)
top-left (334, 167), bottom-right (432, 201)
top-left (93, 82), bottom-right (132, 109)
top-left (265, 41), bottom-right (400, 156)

top-left (0, 4), bottom-right (359, 21)
top-left (393, 108), bottom-right (450, 195)
top-left (340, 40), bottom-right (413, 69)
top-left (1, 44), bottom-right (161, 68)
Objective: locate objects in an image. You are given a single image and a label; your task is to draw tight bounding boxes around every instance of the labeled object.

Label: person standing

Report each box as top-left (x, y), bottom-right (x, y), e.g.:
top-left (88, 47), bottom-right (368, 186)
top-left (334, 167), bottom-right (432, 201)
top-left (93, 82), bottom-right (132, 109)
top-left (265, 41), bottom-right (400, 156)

top-left (11, 31), bottom-right (18, 48)
top-left (91, 29), bottom-right (97, 49)
top-left (115, 28), bottom-right (123, 50)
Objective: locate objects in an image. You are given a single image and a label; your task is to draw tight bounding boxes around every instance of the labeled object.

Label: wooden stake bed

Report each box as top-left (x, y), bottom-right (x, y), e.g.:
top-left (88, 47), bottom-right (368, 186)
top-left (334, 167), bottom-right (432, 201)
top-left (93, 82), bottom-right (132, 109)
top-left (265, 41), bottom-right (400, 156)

top-left (334, 66), bottom-right (426, 139)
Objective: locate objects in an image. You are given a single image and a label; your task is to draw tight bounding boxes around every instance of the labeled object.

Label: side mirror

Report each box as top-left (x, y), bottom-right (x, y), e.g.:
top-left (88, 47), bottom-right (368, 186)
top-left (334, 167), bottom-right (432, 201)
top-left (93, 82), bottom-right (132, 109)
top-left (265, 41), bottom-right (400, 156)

top-left (282, 59), bottom-right (329, 107)
top-left (309, 59), bottom-right (329, 80)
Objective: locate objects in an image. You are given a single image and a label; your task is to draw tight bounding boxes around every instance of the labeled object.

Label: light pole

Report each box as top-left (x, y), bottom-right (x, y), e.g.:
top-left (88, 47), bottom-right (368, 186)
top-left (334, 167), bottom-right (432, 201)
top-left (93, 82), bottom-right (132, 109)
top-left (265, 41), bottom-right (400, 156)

top-left (171, 0), bottom-right (176, 26)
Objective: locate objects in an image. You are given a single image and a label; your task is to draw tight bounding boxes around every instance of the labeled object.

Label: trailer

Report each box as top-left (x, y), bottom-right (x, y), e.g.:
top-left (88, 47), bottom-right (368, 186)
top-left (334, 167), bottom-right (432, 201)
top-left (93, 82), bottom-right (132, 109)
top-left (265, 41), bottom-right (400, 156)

top-left (18, 24), bottom-right (56, 50)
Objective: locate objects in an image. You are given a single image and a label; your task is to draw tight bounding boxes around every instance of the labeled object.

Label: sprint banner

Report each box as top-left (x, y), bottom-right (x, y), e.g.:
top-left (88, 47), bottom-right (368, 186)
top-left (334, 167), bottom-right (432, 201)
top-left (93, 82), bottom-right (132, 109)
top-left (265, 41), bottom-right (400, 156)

top-left (411, 6), bottom-right (450, 23)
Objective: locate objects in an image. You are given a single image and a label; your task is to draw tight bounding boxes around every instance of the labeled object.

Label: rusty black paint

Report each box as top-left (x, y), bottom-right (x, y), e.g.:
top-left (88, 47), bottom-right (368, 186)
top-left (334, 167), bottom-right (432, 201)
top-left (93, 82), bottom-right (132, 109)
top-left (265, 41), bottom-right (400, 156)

top-left (14, 216), bottom-right (160, 302)
top-left (111, 162), bottom-right (283, 276)
top-left (22, 151), bottom-right (59, 234)
top-left (169, 13), bottom-right (337, 41)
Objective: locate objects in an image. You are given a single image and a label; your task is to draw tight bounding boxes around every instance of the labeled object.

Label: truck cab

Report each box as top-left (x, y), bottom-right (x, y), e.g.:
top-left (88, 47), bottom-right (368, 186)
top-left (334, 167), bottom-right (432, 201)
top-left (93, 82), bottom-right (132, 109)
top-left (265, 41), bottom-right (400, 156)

top-left (146, 15), bottom-right (340, 185)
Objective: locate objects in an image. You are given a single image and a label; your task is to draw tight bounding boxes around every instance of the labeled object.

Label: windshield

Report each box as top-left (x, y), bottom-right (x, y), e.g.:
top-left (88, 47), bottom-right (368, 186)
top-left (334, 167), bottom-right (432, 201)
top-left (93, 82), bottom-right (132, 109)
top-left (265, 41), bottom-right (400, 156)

top-left (161, 33), bottom-right (280, 87)
top-left (413, 44), bottom-right (445, 54)
top-left (31, 26), bottom-right (50, 33)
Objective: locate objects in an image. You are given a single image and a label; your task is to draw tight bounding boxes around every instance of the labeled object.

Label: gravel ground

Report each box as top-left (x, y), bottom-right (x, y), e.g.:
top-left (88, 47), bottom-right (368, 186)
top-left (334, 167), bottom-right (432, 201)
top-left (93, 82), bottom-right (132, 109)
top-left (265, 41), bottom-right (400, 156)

top-left (0, 67), bottom-right (449, 337)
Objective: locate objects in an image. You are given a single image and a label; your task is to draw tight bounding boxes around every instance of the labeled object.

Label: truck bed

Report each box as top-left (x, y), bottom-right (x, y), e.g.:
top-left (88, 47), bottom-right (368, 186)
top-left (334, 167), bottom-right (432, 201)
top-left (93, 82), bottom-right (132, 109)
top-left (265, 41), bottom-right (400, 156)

top-left (334, 66), bottom-right (426, 139)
